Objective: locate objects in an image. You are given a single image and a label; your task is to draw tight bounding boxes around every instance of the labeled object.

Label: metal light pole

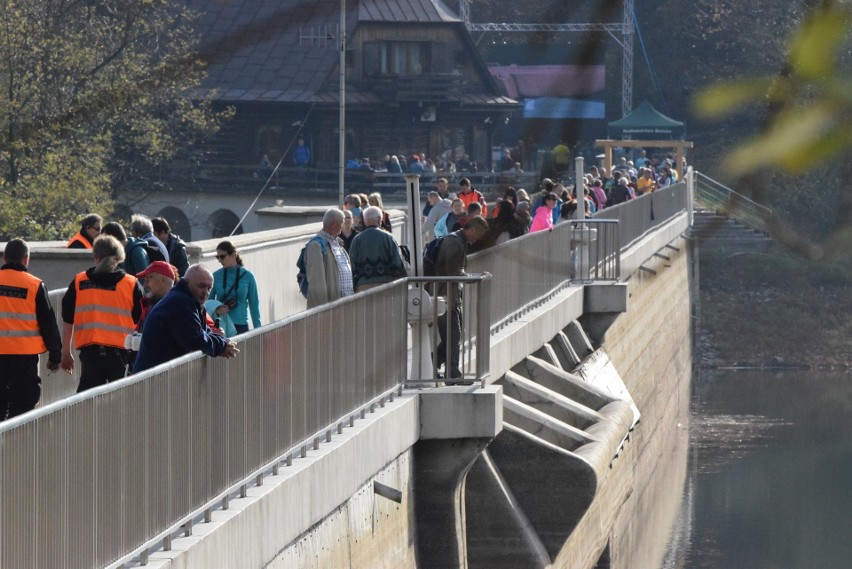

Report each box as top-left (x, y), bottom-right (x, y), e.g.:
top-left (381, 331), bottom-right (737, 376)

top-left (338, 0), bottom-right (346, 205)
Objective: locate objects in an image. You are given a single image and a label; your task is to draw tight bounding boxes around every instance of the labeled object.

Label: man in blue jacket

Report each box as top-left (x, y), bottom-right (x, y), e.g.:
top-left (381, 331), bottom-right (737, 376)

top-left (132, 264), bottom-right (239, 373)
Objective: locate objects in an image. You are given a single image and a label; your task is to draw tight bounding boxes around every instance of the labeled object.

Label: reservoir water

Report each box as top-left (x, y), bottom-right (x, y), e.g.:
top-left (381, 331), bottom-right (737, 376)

top-left (662, 370), bottom-right (852, 569)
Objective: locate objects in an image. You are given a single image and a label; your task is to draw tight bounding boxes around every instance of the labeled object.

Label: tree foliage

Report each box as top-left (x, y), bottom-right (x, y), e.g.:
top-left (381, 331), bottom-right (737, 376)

top-left (690, 2), bottom-right (852, 259)
top-left (693, 4), bottom-right (852, 175)
top-left (0, 0), bottom-right (230, 241)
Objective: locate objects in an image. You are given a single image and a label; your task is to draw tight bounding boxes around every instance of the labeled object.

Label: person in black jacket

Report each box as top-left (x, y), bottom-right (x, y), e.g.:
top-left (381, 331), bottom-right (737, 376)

top-left (152, 217), bottom-right (189, 276)
top-left (607, 177), bottom-right (633, 207)
top-left (132, 265), bottom-right (238, 373)
top-left (0, 239), bottom-right (62, 420)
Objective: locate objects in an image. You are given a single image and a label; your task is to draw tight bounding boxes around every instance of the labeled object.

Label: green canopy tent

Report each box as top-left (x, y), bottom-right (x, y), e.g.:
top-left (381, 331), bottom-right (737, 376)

top-left (607, 100), bottom-right (685, 140)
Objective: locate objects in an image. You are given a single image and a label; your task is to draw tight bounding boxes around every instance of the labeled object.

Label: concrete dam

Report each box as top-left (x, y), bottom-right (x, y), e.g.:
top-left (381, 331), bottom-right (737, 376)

top-left (0, 179), bottom-right (695, 569)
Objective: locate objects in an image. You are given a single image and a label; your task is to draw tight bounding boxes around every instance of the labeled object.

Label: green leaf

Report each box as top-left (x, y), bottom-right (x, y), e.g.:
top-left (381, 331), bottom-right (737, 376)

top-left (788, 7), bottom-right (848, 80)
top-left (693, 78), bottom-right (777, 118)
top-left (724, 104), bottom-right (839, 174)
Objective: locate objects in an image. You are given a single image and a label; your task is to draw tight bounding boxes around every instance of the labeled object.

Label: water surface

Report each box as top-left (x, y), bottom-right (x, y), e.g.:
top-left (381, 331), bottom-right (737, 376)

top-left (663, 370), bottom-right (852, 569)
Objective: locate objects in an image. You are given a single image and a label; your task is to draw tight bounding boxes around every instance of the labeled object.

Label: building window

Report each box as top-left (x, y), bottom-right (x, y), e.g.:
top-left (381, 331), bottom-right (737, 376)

top-left (378, 42), bottom-right (428, 75)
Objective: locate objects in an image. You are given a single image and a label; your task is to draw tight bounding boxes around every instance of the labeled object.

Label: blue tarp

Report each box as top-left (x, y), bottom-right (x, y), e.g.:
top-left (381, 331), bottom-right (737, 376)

top-left (523, 97), bottom-right (606, 119)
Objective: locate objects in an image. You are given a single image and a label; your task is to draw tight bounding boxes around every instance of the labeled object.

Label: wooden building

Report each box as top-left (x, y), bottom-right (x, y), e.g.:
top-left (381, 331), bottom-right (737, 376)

top-left (186, 0), bottom-right (519, 170)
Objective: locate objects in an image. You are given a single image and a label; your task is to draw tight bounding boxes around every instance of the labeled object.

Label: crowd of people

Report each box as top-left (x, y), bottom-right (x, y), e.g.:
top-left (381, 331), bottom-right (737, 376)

top-left (0, 148), bottom-right (683, 419)
top-left (0, 211), bottom-right (252, 420)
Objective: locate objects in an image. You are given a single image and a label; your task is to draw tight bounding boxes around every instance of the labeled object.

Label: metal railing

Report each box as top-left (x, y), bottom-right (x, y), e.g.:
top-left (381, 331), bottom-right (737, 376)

top-left (181, 163), bottom-right (542, 200)
top-left (694, 171), bottom-right (773, 235)
top-left (467, 219), bottom-right (575, 329)
top-left (0, 179), bottom-right (699, 568)
top-left (1, 281), bottom-right (408, 569)
top-left (570, 219), bottom-right (621, 283)
top-left (407, 275), bottom-right (492, 387)
top-left (593, 181), bottom-right (688, 251)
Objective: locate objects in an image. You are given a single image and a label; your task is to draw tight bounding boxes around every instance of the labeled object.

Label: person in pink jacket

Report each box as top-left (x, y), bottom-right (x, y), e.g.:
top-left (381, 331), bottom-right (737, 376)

top-left (529, 192), bottom-right (558, 233)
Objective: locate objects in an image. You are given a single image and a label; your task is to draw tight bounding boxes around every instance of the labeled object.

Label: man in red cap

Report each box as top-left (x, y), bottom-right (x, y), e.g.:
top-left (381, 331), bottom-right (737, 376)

top-left (135, 261), bottom-right (178, 333)
top-left (409, 154), bottom-right (425, 174)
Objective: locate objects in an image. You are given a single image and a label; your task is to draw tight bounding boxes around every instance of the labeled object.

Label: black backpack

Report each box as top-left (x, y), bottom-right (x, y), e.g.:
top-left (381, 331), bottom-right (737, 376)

top-left (423, 235), bottom-right (450, 276)
top-left (125, 239), bottom-right (165, 276)
top-left (144, 239), bottom-right (167, 264)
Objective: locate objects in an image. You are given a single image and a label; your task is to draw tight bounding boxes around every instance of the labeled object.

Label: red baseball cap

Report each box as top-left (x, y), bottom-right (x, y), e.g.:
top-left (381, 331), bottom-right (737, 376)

top-left (136, 261), bottom-right (178, 281)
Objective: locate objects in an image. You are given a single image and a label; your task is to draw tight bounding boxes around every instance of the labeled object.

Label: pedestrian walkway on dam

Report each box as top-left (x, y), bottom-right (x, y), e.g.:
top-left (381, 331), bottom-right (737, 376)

top-left (0, 171), bottom-right (706, 568)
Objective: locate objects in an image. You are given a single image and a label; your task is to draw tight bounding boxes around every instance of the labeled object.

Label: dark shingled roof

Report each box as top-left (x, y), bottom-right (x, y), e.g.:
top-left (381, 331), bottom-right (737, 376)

top-left (185, 0), bottom-right (509, 106)
top-left (358, 0), bottom-right (461, 23)
top-left (187, 0), bottom-right (352, 103)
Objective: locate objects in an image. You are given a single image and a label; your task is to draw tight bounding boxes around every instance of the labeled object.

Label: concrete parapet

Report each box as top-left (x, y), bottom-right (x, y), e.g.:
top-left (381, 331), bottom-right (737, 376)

top-left (418, 386), bottom-right (503, 440)
top-left (579, 282), bottom-right (629, 348)
top-left (144, 393), bottom-right (420, 569)
top-left (488, 286), bottom-right (585, 383)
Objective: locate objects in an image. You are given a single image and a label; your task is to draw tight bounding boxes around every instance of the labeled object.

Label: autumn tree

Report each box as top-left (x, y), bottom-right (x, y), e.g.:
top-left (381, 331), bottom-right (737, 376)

top-left (0, 0), bottom-right (229, 241)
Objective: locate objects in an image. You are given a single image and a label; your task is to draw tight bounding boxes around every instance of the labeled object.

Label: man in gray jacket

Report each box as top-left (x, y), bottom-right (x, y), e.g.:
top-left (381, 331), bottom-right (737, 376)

top-left (433, 216), bottom-right (488, 383)
top-left (422, 193), bottom-right (453, 242)
top-left (306, 209), bottom-right (354, 308)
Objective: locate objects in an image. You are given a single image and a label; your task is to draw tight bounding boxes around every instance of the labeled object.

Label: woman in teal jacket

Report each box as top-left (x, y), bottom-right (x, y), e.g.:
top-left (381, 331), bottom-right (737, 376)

top-left (210, 241), bottom-right (261, 335)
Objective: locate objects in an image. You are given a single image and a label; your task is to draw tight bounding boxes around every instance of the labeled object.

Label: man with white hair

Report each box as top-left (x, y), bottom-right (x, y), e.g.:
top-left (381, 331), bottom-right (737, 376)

top-left (305, 208), bottom-right (354, 308)
top-left (129, 213), bottom-right (169, 263)
top-left (349, 206), bottom-right (407, 293)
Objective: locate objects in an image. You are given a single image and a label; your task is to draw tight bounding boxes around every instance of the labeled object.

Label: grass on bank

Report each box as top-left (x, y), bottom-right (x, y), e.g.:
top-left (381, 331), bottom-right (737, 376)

top-left (699, 246), bottom-right (852, 368)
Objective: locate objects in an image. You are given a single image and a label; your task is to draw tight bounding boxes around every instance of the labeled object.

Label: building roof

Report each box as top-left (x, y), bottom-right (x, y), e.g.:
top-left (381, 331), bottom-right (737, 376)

top-left (186, 0), bottom-right (495, 105)
top-left (187, 0), bottom-right (353, 103)
top-left (488, 65), bottom-right (606, 99)
top-left (358, 0), bottom-right (461, 23)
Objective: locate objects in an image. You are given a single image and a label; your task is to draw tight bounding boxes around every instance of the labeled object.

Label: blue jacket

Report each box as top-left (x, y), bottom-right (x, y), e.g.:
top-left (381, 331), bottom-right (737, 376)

top-left (132, 279), bottom-right (227, 373)
top-left (210, 266), bottom-right (261, 328)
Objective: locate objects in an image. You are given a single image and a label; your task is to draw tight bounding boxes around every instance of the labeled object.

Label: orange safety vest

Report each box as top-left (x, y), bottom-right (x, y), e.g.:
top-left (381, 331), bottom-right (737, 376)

top-left (66, 231), bottom-right (93, 249)
top-left (0, 269), bottom-right (48, 355)
top-left (73, 272), bottom-right (137, 349)
top-left (459, 189), bottom-right (487, 217)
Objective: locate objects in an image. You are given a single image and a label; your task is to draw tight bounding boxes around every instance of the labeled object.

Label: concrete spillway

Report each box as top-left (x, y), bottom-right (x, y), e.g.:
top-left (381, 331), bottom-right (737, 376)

top-left (466, 321), bottom-right (638, 568)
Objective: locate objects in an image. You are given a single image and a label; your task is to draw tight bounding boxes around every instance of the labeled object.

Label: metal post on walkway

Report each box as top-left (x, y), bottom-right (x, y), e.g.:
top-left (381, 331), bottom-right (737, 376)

top-left (574, 156), bottom-right (585, 221)
top-left (686, 165), bottom-right (695, 228)
top-left (405, 174), bottom-right (433, 382)
top-left (571, 156), bottom-right (587, 279)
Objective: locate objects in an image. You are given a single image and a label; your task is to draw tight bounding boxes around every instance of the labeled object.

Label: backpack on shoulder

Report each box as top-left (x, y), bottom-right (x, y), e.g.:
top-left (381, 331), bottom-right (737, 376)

top-left (422, 235), bottom-right (447, 277)
top-left (296, 236), bottom-right (326, 298)
top-left (144, 241), bottom-right (166, 264)
top-left (125, 240), bottom-right (165, 276)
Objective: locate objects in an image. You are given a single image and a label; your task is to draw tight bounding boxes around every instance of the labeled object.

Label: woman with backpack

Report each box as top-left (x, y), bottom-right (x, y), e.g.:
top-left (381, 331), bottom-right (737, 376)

top-left (210, 241), bottom-right (261, 335)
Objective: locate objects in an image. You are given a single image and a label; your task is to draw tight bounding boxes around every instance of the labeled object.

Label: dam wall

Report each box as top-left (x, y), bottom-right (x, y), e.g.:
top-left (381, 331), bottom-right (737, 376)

top-left (464, 226), bottom-right (693, 569)
top-left (602, 235), bottom-right (693, 569)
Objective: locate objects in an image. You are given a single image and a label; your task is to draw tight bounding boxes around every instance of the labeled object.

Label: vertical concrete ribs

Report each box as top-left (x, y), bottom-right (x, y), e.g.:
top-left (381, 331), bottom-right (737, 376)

top-left (465, 320), bottom-right (638, 568)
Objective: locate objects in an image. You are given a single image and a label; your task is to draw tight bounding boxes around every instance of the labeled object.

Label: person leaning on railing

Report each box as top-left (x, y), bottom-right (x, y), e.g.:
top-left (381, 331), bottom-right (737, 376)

top-left (132, 264), bottom-right (238, 374)
top-left (0, 239), bottom-right (62, 420)
top-left (432, 215), bottom-right (489, 384)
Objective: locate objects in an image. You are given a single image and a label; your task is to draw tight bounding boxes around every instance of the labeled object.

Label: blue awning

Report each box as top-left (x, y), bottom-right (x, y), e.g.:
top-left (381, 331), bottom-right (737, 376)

top-left (523, 97), bottom-right (606, 119)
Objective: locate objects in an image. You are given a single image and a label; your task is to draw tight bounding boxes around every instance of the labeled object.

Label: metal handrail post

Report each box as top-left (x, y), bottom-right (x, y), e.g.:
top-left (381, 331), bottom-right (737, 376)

top-left (687, 165), bottom-right (694, 228)
top-left (475, 274), bottom-right (492, 387)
